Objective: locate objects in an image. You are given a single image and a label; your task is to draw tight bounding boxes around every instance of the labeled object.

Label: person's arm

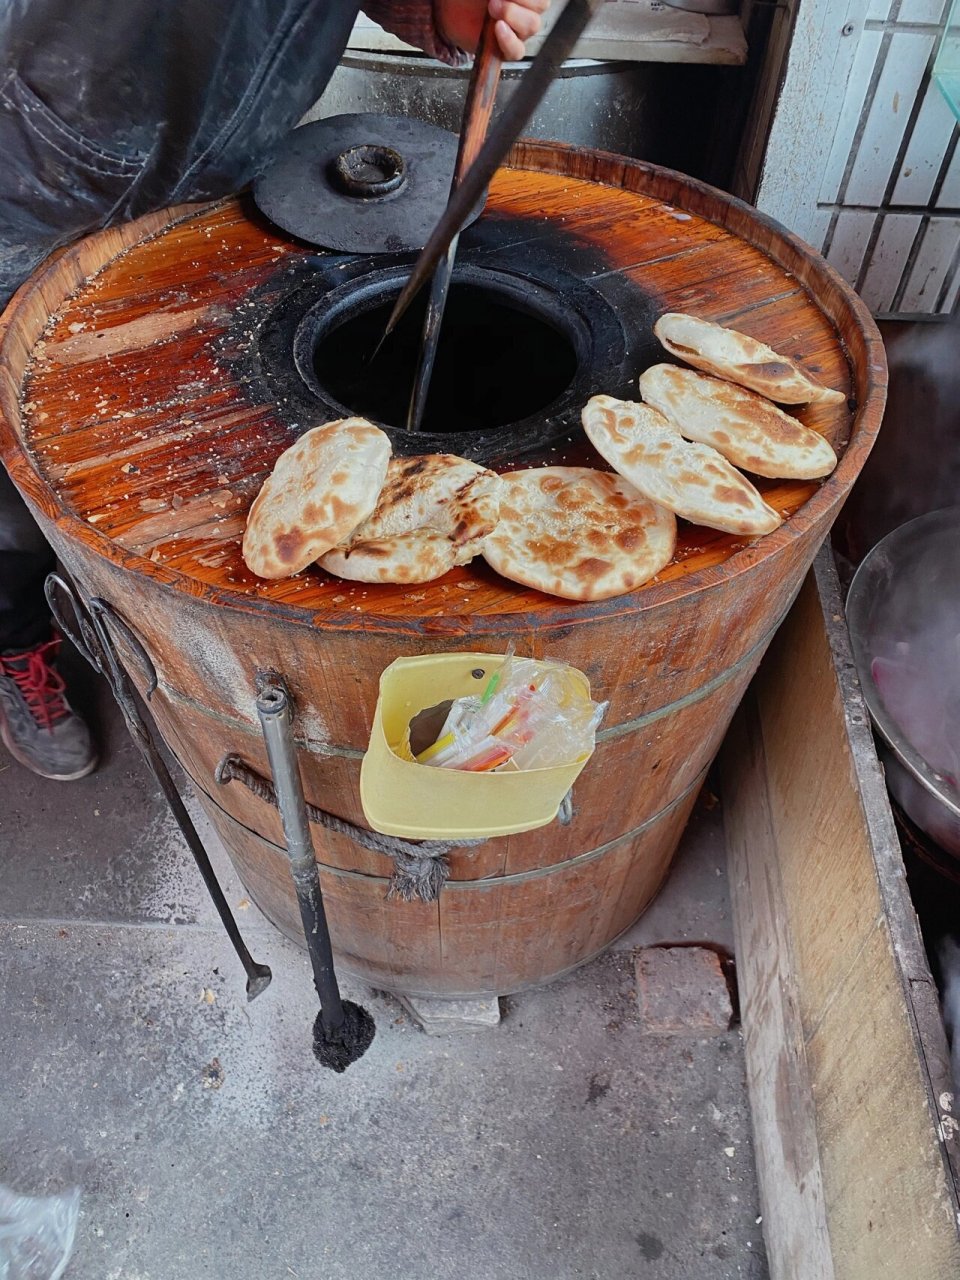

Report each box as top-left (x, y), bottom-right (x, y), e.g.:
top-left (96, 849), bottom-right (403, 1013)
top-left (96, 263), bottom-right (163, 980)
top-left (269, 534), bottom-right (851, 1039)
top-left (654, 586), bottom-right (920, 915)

top-left (361, 0), bottom-right (550, 66)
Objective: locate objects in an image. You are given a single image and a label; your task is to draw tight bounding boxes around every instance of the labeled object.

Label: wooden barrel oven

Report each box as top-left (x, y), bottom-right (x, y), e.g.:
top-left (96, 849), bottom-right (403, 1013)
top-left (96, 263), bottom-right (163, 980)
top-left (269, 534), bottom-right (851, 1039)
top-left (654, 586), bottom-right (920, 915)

top-left (0, 142), bottom-right (886, 1000)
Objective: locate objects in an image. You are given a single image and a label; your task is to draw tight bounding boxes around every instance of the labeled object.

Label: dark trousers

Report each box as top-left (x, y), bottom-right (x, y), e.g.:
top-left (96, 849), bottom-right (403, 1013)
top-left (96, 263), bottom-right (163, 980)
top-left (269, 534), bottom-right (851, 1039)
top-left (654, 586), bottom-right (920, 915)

top-left (0, 466), bottom-right (54, 650)
top-left (0, 0), bottom-right (361, 650)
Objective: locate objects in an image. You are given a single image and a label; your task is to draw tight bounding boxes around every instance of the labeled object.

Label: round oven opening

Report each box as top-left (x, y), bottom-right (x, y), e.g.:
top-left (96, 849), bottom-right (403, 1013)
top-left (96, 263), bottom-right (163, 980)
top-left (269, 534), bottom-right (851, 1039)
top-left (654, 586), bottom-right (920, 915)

top-left (296, 268), bottom-right (584, 437)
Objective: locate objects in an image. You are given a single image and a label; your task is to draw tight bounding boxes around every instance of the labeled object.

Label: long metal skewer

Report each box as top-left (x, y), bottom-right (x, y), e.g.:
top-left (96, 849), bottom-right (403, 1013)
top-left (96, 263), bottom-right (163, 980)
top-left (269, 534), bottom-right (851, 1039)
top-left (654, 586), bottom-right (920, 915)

top-left (44, 573), bottom-right (272, 1001)
top-left (373, 0), bottom-right (603, 362)
top-left (256, 678), bottom-right (375, 1071)
top-left (405, 15), bottom-right (503, 432)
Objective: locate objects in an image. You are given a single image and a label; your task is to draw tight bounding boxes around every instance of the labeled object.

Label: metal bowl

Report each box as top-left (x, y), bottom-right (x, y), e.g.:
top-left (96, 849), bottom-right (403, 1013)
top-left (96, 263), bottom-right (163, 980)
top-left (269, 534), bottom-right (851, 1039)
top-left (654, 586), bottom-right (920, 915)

top-left (846, 506), bottom-right (960, 856)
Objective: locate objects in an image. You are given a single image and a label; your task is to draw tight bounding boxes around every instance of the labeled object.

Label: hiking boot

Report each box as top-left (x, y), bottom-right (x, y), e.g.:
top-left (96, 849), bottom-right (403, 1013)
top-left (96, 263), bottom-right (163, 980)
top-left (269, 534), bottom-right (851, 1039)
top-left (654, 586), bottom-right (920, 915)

top-left (0, 636), bottom-right (98, 780)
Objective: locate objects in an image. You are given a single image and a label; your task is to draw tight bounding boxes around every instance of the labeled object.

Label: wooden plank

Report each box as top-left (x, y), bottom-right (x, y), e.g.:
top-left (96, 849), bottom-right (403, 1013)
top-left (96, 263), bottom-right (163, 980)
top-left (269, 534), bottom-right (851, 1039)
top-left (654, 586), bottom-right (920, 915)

top-left (891, 80), bottom-right (958, 206)
top-left (858, 212), bottom-right (924, 310)
top-left (721, 553), bottom-right (960, 1279)
top-left (898, 216), bottom-right (960, 311)
top-left (845, 33), bottom-right (938, 207)
top-left (722, 700), bottom-right (836, 1280)
top-left (758, 1), bottom-right (873, 242)
top-left (936, 142), bottom-right (960, 206)
top-left (898, 0), bottom-right (950, 24)
top-left (943, 250), bottom-right (960, 309)
top-left (818, 29), bottom-right (885, 208)
top-left (826, 210), bottom-right (877, 283)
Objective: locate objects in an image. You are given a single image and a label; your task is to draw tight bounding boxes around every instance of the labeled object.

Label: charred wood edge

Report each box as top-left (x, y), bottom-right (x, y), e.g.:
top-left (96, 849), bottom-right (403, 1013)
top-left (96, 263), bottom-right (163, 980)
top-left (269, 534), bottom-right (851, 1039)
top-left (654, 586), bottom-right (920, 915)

top-left (215, 753), bottom-right (484, 903)
top-left (211, 759), bottom-right (709, 888)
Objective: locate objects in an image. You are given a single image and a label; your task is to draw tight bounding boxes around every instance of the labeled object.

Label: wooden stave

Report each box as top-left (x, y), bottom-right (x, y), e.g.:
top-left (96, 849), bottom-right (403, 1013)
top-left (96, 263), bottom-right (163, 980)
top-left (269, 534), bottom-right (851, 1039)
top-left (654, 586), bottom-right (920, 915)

top-left (0, 144), bottom-right (887, 998)
top-left (200, 780), bottom-right (701, 999)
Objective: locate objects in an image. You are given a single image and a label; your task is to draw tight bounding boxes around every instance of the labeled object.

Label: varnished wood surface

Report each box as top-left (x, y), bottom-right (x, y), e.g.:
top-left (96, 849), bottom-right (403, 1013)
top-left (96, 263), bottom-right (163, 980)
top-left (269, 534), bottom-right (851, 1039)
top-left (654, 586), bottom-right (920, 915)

top-left (0, 142), bottom-right (885, 634)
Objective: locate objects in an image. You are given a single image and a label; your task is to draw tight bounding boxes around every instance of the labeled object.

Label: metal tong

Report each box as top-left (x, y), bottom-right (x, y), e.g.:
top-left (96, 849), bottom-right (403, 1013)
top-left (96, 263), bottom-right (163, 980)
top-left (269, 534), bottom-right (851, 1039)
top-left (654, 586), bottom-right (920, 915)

top-left (380, 0), bottom-right (604, 366)
top-left (405, 15), bottom-right (504, 432)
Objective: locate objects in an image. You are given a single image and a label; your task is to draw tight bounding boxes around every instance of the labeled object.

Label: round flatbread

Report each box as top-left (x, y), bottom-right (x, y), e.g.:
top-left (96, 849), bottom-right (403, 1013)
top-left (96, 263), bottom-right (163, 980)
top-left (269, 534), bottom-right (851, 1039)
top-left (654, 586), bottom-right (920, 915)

top-left (582, 395), bottom-right (782, 537)
top-left (654, 312), bottom-right (845, 406)
top-left (319, 454), bottom-right (502, 584)
top-left (242, 418), bottom-right (391, 579)
top-left (638, 363), bottom-right (838, 480)
top-left (481, 466), bottom-right (676, 602)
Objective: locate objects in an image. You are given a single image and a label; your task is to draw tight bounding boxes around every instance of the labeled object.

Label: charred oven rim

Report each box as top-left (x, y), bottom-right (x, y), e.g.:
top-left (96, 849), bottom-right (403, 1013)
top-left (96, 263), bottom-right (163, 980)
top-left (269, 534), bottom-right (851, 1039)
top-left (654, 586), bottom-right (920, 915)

top-left (254, 258), bottom-right (629, 465)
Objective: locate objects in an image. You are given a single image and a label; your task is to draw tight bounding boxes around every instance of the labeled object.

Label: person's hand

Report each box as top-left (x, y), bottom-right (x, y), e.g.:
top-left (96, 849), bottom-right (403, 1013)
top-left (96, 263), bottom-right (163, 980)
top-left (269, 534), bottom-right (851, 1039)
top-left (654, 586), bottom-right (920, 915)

top-left (436, 0), bottom-right (551, 61)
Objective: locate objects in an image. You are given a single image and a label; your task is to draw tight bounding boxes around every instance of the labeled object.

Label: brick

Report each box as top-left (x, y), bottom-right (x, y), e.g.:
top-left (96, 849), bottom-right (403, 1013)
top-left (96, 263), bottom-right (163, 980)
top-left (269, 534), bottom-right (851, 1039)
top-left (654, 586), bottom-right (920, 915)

top-left (635, 946), bottom-right (733, 1034)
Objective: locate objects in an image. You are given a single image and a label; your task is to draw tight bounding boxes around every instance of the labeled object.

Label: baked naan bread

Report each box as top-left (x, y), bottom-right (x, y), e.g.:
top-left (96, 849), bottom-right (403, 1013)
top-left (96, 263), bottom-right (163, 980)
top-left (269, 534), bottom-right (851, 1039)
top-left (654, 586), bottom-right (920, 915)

top-left (654, 312), bottom-right (845, 406)
top-left (638, 363), bottom-right (838, 480)
top-left (319, 453), bottom-right (501, 584)
top-left (582, 395), bottom-right (781, 537)
top-left (481, 466), bottom-right (676, 601)
top-left (242, 418), bottom-right (391, 579)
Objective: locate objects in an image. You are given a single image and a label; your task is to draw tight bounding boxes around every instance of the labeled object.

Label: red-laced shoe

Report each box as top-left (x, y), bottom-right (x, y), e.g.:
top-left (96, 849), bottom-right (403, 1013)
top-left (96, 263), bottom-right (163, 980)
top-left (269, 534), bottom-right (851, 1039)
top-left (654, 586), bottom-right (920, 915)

top-left (0, 636), bottom-right (97, 780)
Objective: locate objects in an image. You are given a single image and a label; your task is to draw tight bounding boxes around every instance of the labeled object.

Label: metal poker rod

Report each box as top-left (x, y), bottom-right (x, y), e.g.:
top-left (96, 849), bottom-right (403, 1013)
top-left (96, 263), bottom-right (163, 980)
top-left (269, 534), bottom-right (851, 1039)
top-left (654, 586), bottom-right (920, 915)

top-left (405, 14), bottom-right (503, 432)
top-left (373, 0), bottom-right (604, 366)
top-left (256, 679), bottom-right (375, 1071)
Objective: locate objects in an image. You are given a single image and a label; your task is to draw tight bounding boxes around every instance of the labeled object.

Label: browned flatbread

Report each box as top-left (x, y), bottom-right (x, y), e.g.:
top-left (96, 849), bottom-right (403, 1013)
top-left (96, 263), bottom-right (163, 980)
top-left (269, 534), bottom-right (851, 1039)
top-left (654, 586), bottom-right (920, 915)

top-left (319, 454), bottom-right (502, 584)
top-left (481, 466), bottom-right (676, 601)
top-left (654, 312), bottom-right (845, 406)
top-left (638, 363), bottom-right (838, 479)
top-left (581, 395), bottom-right (782, 537)
top-left (242, 418), bottom-right (391, 579)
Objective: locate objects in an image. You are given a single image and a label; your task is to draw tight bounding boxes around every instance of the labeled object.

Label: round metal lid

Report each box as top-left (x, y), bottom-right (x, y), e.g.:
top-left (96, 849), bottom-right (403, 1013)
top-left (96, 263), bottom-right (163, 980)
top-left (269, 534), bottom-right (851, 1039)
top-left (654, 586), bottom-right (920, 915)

top-left (253, 113), bottom-right (486, 254)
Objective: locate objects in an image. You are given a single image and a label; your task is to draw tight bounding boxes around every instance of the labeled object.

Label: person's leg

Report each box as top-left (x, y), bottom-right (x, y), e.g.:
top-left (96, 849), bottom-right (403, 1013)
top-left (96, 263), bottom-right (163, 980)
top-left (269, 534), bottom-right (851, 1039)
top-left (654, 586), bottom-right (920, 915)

top-left (0, 466), bottom-right (97, 778)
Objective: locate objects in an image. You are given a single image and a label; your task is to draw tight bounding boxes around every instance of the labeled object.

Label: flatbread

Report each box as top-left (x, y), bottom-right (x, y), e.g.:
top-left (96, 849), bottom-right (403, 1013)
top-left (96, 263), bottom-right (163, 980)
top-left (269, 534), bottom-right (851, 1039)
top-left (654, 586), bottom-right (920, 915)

top-left (481, 466), bottom-right (676, 601)
top-left (638, 363), bottom-right (838, 480)
top-left (653, 312), bottom-right (845, 406)
top-left (319, 454), bottom-right (502, 584)
top-left (242, 418), bottom-right (391, 579)
top-left (581, 395), bottom-right (782, 537)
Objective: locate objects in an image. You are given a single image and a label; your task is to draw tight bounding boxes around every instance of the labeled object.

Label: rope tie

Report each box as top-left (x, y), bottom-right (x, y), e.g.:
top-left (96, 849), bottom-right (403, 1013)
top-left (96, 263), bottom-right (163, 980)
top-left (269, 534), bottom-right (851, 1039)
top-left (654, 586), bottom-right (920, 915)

top-left (215, 753), bottom-right (483, 902)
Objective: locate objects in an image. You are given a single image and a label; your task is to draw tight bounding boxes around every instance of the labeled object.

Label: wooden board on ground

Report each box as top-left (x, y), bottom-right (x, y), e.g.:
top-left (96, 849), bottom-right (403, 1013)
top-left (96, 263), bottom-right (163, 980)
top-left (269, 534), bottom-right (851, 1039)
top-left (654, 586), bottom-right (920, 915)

top-left (720, 550), bottom-right (960, 1280)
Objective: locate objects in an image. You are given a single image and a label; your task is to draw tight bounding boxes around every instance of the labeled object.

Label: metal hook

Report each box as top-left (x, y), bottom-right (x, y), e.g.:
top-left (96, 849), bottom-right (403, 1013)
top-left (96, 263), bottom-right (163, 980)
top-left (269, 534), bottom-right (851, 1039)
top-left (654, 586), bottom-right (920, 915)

top-left (44, 576), bottom-right (157, 698)
top-left (88, 598), bottom-right (158, 699)
top-left (45, 572), bottom-right (100, 671)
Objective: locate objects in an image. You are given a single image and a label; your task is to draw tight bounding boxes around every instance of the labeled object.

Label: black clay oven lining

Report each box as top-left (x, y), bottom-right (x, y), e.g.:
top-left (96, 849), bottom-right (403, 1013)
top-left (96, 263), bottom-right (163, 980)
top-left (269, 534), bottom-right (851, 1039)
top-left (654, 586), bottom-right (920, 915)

top-left (245, 248), bottom-right (654, 466)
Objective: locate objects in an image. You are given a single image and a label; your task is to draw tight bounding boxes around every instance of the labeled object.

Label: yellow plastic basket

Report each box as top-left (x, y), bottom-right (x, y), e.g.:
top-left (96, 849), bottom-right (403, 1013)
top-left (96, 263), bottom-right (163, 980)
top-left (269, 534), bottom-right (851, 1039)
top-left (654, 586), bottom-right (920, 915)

top-left (360, 652), bottom-right (595, 841)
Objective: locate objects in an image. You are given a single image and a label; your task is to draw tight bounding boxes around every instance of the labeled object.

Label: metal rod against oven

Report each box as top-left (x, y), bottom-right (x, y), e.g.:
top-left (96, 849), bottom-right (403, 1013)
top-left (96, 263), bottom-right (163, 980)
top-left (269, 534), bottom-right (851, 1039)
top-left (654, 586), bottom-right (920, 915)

top-left (405, 14), bottom-right (503, 432)
top-left (43, 573), bottom-right (272, 1002)
top-left (256, 679), bottom-right (345, 1036)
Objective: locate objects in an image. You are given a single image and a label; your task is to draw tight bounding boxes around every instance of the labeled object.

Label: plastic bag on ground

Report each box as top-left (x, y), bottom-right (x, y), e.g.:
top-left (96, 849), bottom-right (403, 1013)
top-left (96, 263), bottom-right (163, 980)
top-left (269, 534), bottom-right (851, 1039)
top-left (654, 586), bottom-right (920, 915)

top-left (0, 1186), bottom-right (80, 1280)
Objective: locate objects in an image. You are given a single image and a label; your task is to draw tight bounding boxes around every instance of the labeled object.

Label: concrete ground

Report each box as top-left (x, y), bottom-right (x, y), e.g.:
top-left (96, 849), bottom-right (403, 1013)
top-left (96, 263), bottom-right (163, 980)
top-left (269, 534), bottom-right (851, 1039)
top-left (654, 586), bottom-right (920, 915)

top-left (0, 647), bottom-right (767, 1280)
